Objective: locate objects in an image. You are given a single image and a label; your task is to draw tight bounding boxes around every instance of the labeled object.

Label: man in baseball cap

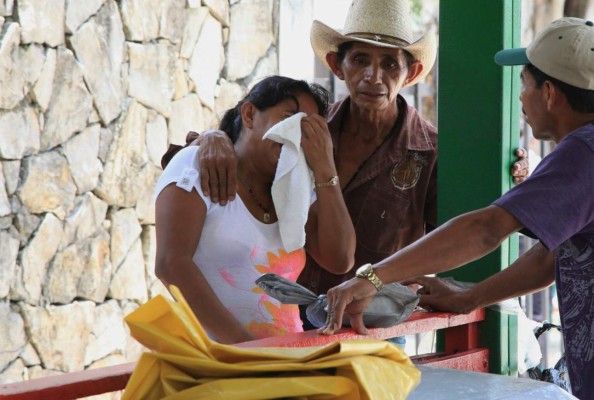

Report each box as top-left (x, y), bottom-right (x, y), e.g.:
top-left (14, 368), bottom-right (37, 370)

top-left (320, 17), bottom-right (594, 399)
top-left (495, 17), bottom-right (594, 90)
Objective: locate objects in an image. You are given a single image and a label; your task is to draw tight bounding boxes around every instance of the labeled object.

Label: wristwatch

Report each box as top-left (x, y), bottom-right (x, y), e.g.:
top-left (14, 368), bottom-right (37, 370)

top-left (315, 175), bottom-right (339, 188)
top-left (355, 263), bottom-right (385, 292)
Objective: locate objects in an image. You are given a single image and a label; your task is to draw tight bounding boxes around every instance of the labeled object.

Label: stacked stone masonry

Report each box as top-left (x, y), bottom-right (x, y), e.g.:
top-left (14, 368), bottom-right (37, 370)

top-left (0, 0), bottom-right (278, 398)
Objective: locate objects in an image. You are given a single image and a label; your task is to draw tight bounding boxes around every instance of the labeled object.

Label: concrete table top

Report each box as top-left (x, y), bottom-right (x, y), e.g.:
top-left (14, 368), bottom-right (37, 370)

top-left (408, 366), bottom-right (576, 399)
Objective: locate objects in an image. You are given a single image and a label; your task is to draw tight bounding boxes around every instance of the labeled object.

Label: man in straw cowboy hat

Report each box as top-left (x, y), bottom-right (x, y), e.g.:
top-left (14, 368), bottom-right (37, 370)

top-left (320, 17), bottom-right (594, 398)
top-left (163, 0), bottom-right (527, 329)
top-left (295, 0), bottom-right (440, 325)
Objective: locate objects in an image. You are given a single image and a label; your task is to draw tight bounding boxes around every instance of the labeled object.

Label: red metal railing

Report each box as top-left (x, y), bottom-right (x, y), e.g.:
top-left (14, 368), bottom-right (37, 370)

top-left (0, 309), bottom-right (487, 400)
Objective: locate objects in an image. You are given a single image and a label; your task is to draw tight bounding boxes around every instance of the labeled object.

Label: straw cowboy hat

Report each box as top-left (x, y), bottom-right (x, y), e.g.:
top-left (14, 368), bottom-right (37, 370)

top-left (311, 0), bottom-right (437, 87)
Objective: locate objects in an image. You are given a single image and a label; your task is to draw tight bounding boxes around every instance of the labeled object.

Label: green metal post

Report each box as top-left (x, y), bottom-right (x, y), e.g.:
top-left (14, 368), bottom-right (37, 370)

top-left (437, 0), bottom-right (521, 375)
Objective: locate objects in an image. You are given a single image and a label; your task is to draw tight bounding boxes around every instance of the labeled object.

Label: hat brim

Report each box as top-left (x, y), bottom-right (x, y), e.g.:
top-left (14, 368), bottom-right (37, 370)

top-left (310, 20), bottom-right (437, 87)
top-left (494, 48), bottom-right (529, 66)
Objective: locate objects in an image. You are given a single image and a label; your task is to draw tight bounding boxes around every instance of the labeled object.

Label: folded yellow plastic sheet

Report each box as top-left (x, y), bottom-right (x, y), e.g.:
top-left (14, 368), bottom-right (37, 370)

top-left (122, 286), bottom-right (421, 400)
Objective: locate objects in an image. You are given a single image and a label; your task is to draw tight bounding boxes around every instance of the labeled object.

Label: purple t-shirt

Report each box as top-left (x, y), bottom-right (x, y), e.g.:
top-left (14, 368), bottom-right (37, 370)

top-left (494, 123), bottom-right (594, 399)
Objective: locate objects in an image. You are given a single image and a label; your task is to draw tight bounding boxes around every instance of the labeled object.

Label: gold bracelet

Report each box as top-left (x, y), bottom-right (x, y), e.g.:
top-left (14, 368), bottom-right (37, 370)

top-left (314, 176), bottom-right (339, 188)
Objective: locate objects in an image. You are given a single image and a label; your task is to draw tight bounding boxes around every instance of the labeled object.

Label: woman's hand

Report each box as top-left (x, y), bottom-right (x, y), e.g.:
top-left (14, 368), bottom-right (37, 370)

top-left (300, 115), bottom-right (336, 180)
top-left (318, 277), bottom-right (377, 336)
top-left (301, 113), bottom-right (356, 273)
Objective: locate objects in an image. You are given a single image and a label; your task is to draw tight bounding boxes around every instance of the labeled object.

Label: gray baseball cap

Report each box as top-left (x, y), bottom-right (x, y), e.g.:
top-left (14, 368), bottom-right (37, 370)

top-left (495, 17), bottom-right (594, 90)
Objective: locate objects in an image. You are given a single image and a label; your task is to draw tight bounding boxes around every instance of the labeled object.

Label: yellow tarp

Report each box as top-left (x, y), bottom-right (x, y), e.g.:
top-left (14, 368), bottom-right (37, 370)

top-left (122, 286), bottom-right (421, 400)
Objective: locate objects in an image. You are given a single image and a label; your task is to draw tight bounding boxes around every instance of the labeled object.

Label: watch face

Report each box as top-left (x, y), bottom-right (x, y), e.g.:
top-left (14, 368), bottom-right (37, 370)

top-left (356, 264), bottom-right (370, 275)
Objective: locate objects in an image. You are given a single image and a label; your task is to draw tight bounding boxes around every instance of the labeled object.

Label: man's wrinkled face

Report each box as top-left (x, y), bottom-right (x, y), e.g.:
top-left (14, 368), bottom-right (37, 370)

top-left (338, 43), bottom-right (411, 111)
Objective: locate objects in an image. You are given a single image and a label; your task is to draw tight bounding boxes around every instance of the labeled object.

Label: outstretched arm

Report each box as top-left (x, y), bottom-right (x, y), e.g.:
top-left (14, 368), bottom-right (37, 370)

top-left (155, 184), bottom-right (253, 344)
top-left (320, 205), bottom-right (523, 335)
top-left (302, 114), bottom-right (356, 274)
top-left (406, 241), bottom-right (556, 314)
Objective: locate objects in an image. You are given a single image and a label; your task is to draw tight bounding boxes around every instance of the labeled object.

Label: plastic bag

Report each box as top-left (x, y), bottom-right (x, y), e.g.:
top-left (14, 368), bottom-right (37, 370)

top-left (256, 273), bottom-right (420, 328)
top-left (122, 286), bottom-right (421, 400)
top-left (527, 322), bottom-right (571, 394)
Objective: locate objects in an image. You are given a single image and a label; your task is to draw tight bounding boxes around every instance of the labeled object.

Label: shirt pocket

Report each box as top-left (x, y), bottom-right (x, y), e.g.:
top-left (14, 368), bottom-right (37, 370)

top-left (355, 185), bottom-right (411, 254)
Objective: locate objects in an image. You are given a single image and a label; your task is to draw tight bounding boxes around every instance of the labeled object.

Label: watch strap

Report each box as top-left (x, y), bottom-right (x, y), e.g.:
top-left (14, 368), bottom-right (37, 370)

top-left (356, 263), bottom-right (385, 292)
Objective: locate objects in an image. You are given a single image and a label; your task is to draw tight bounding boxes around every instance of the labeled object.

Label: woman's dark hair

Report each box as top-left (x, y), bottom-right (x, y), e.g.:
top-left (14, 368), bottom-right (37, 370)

top-left (219, 75), bottom-right (330, 143)
top-left (336, 41), bottom-right (415, 68)
top-left (525, 64), bottom-right (594, 113)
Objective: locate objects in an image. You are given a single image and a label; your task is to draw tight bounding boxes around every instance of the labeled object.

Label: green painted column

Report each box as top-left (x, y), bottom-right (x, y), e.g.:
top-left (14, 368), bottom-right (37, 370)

top-left (437, 0), bottom-right (521, 375)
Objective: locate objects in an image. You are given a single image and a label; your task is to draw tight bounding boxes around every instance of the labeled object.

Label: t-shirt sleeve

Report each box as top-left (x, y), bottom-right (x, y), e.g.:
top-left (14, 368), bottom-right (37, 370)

top-left (154, 146), bottom-right (211, 208)
top-left (493, 136), bottom-right (594, 251)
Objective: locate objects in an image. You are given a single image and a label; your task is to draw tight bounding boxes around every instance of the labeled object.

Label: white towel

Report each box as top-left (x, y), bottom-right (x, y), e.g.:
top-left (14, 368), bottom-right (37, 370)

top-left (263, 112), bottom-right (314, 252)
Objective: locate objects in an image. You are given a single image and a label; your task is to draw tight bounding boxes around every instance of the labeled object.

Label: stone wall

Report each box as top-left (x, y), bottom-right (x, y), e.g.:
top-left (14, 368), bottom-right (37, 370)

top-left (0, 0), bottom-right (279, 393)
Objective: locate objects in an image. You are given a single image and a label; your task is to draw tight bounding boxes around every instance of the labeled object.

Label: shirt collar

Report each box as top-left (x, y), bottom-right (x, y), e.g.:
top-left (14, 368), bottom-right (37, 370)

top-left (327, 95), bottom-right (436, 152)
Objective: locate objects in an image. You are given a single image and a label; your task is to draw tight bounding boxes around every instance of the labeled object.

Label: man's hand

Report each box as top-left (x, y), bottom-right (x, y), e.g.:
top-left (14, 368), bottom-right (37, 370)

top-left (511, 148), bottom-right (529, 184)
top-left (318, 277), bottom-right (377, 336)
top-left (196, 130), bottom-right (237, 205)
top-left (402, 276), bottom-right (474, 314)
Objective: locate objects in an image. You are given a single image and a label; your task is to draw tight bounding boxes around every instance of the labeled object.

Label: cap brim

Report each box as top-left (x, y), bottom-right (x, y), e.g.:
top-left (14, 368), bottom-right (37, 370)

top-left (494, 48), bottom-right (529, 66)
